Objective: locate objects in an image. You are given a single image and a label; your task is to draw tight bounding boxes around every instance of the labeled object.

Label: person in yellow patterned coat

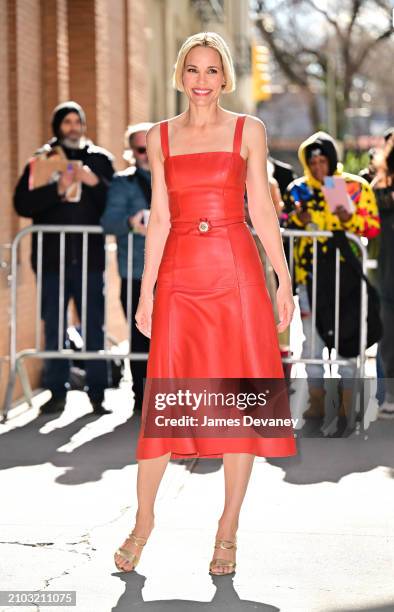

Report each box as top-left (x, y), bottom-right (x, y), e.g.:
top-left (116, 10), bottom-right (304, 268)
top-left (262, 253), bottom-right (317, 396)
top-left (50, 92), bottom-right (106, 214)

top-left (283, 132), bottom-right (380, 422)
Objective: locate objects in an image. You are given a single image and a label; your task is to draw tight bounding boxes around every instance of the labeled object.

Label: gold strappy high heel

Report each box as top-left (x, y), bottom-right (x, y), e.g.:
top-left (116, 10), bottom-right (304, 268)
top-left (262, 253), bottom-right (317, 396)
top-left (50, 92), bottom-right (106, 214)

top-left (114, 531), bottom-right (148, 572)
top-left (209, 538), bottom-right (237, 575)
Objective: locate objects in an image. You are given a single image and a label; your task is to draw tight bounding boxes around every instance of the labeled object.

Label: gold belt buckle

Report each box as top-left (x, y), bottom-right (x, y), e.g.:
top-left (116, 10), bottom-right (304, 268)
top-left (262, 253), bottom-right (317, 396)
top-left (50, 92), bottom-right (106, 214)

top-left (198, 218), bottom-right (210, 233)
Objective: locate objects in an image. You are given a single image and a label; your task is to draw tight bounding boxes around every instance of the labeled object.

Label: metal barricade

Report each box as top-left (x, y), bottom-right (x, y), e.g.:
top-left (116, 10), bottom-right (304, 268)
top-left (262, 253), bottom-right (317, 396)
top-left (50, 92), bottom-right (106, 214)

top-left (281, 228), bottom-right (369, 375)
top-left (253, 227), bottom-right (373, 434)
top-left (2, 224), bottom-right (375, 430)
top-left (1, 225), bottom-right (142, 421)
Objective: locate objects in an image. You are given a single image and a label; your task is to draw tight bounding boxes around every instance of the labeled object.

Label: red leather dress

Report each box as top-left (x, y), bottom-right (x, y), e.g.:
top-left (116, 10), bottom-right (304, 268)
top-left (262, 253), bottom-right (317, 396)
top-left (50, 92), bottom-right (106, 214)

top-left (136, 114), bottom-right (297, 460)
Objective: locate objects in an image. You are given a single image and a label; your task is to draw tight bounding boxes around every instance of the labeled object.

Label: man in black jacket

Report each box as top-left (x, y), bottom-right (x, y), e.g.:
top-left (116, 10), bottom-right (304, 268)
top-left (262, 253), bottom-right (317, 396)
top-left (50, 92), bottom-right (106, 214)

top-left (14, 101), bottom-right (115, 415)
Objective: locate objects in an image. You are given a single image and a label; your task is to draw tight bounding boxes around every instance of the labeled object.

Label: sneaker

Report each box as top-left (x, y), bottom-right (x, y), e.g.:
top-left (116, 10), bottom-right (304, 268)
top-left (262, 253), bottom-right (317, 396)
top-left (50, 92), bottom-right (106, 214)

top-left (89, 399), bottom-right (112, 415)
top-left (378, 401), bottom-right (394, 420)
top-left (39, 396), bottom-right (66, 415)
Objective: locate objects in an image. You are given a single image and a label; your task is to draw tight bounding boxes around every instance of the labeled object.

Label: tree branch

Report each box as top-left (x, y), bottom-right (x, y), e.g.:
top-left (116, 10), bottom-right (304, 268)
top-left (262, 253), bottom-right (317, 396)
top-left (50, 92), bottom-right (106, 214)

top-left (303, 0), bottom-right (343, 41)
top-left (354, 27), bottom-right (393, 70)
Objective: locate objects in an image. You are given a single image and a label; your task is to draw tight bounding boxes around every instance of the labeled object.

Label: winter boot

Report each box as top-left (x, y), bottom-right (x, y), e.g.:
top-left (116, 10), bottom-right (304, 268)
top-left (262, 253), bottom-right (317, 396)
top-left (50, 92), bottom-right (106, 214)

top-left (338, 387), bottom-right (353, 418)
top-left (302, 386), bottom-right (325, 419)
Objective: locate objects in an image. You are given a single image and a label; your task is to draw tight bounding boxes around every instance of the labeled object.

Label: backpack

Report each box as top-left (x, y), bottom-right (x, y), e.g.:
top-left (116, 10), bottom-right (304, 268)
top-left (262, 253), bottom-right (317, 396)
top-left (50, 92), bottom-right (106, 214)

top-left (306, 230), bottom-right (382, 358)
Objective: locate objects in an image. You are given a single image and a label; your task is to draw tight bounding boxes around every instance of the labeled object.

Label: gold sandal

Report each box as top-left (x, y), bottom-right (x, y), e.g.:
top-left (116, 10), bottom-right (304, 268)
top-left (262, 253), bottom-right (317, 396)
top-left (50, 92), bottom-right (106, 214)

top-left (114, 531), bottom-right (148, 572)
top-left (209, 538), bottom-right (237, 575)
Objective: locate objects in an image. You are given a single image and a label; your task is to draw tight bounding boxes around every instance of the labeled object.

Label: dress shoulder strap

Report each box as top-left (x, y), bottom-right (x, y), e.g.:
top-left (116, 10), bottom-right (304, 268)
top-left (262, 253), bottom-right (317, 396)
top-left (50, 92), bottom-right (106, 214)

top-left (232, 114), bottom-right (246, 155)
top-left (160, 120), bottom-right (170, 160)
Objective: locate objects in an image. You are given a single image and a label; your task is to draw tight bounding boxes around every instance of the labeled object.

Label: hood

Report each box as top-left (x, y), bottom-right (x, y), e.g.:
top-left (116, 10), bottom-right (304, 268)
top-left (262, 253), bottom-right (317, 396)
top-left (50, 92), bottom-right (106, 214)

top-left (298, 131), bottom-right (343, 188)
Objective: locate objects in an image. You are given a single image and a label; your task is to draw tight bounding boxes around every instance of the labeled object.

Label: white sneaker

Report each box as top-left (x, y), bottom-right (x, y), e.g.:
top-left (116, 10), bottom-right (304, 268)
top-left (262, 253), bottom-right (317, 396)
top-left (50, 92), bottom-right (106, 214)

top-left (378, 401), bottom-right (394, 420)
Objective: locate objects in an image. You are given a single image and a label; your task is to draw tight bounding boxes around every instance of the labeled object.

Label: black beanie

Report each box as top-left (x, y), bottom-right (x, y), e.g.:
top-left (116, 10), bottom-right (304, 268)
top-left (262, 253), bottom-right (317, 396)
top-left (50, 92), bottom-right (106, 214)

top-left (51, 101), bottom-right (86, 138)
top-left (304, 137), bottom-right (338, 176)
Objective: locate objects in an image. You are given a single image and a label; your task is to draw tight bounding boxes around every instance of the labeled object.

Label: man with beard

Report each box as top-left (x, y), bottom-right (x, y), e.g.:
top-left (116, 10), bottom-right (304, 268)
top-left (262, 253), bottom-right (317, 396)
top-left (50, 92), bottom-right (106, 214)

top-left (14, 101), bottom-right (115, 415)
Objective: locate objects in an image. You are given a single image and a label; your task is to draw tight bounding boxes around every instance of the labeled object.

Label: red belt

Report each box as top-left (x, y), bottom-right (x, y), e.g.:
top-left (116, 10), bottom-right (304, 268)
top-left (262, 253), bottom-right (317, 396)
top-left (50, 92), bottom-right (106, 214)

top-left (171, 216), bottom-right (246, 233)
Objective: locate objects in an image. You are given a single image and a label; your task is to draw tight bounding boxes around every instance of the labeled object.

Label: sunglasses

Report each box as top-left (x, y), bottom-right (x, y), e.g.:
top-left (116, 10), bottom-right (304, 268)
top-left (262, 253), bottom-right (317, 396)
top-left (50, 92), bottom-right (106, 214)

top-left (134, 146), bottom-right (147, 154)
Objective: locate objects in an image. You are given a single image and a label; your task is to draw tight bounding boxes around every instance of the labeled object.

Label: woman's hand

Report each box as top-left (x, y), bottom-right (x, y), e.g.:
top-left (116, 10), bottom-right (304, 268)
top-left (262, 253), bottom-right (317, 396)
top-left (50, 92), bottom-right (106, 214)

top-left (135, 294), bottom-right (154, 338)
top-left (276, 281), bottom-right (295, 333)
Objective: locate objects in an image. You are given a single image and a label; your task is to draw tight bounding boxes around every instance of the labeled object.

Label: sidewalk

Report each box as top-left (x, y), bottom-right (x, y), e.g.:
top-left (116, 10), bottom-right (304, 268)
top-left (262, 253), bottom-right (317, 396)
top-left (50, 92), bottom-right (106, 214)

top-left (0, 385), bottom-right (393, 612)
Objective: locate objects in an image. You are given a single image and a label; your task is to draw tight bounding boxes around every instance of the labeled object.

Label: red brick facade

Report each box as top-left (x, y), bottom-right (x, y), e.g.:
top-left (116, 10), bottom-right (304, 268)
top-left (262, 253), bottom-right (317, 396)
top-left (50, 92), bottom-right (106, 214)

top-left (0, 0), bottom-right (149, 407)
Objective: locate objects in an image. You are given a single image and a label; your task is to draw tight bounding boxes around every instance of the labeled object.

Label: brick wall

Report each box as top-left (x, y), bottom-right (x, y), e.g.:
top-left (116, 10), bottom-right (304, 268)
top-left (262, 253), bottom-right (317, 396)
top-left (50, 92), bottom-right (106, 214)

top-left (41, 0), bottom-right (70, 137)
top-left (126, 0), bottom-right (149, 122)
top-left (0, 0), bottom-right (13, 405)
top-left (0, 0), bottom-right (148, 411)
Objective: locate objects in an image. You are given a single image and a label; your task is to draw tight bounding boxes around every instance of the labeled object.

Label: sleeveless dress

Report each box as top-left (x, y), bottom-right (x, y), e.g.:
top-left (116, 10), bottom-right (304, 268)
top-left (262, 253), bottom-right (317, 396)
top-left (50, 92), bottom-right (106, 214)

top-left (135, 114), bottom-right (297, 460)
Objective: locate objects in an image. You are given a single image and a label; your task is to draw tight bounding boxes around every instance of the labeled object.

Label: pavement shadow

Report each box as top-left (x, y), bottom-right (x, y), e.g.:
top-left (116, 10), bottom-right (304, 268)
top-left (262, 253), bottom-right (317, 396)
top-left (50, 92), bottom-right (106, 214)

top-left (265, 420), bottom-right (394, 484)
top-left (1, 399), bottom-right (393, 487)
top-left (0, 407), bottom-right (142, 484)
top-left (111, 571), bottom-right (279, 611)
top-left (0, 406), bottom-right (222, 485)
top-left (190, 458), bottom-right (223, 474)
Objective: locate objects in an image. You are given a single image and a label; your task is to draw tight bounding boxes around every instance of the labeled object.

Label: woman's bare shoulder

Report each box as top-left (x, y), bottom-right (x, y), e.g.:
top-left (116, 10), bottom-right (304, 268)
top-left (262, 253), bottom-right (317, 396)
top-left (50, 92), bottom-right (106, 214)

top-left (243, 114), bottom-right (266, 133)
top-left (243, 114), bottom-right (267, 153)
top-left (164, 113), bottom-right (187, 128)
top-left (145, 122), bottom-right (165, 160)
top-left (223, 111), bottom-right (267, 139)
top-left (220, 110), bottom-right (263, 123)
top-left (146, 122), bottom-right (161, 142)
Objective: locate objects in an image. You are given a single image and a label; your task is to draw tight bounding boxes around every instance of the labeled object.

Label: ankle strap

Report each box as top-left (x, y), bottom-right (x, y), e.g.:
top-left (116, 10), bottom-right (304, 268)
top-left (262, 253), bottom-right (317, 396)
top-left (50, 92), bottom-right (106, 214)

top-left (215, 539), bottom-right (237, 550)
top-left (128, 533), bottom-right (147, 547)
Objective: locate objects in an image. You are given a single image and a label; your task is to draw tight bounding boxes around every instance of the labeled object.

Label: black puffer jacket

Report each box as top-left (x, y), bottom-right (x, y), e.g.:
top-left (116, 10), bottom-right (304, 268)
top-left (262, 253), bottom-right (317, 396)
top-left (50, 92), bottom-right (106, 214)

top-left (13, 138), bottom-right (115, 272)
top-left (374, 184), bottom-right (394, 305)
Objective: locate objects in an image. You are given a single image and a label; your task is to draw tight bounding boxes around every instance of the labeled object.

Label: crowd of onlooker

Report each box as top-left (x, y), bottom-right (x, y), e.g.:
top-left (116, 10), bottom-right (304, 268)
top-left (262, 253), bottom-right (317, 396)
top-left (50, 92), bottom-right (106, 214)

top-left (13, 100), bottom-right (394, 423)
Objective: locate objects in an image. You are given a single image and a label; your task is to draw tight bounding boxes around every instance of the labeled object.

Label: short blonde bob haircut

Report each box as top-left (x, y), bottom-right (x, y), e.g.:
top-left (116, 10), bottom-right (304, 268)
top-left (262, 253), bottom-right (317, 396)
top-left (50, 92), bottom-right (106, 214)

top-left (172, 32), bottom-right (236, 94)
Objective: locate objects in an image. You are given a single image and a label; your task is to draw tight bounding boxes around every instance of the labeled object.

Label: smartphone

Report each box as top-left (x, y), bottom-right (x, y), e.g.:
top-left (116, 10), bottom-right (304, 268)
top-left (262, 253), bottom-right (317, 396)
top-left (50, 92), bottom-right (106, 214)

top-left (322, 176), bottom-right (355, 214)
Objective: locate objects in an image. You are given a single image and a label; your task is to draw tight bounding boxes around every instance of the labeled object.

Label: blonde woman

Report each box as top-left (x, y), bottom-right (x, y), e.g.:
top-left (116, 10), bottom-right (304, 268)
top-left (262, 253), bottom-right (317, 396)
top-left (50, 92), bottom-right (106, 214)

top-left (114, 32), bottom-right (296, 576)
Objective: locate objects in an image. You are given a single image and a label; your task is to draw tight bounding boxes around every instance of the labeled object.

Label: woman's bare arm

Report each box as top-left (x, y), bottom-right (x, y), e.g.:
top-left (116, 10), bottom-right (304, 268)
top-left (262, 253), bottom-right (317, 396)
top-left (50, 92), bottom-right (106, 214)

top-left (139, 123), bottom-right (171, 299)
top-left (245, 116), bottom-right (290, 286)
top-left (244, 116), bottom-right (294, 331)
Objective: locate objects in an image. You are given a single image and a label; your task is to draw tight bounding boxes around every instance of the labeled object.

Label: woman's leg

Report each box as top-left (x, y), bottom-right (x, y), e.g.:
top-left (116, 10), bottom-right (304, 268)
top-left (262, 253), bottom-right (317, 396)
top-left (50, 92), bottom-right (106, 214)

top-left (115, 452), bottom-right (171, 570)
top-left (211, 452), bottom-right (255, 574)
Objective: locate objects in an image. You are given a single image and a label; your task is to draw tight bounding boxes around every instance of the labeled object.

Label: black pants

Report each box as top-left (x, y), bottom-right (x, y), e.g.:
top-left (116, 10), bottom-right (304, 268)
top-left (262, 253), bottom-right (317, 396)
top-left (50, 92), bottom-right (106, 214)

top-left (40, 267), bottom-right (109, 401)
top-left (380, 300), bottom-right (394, 402)
top-left (120, 278), bottom-right (150, 409)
